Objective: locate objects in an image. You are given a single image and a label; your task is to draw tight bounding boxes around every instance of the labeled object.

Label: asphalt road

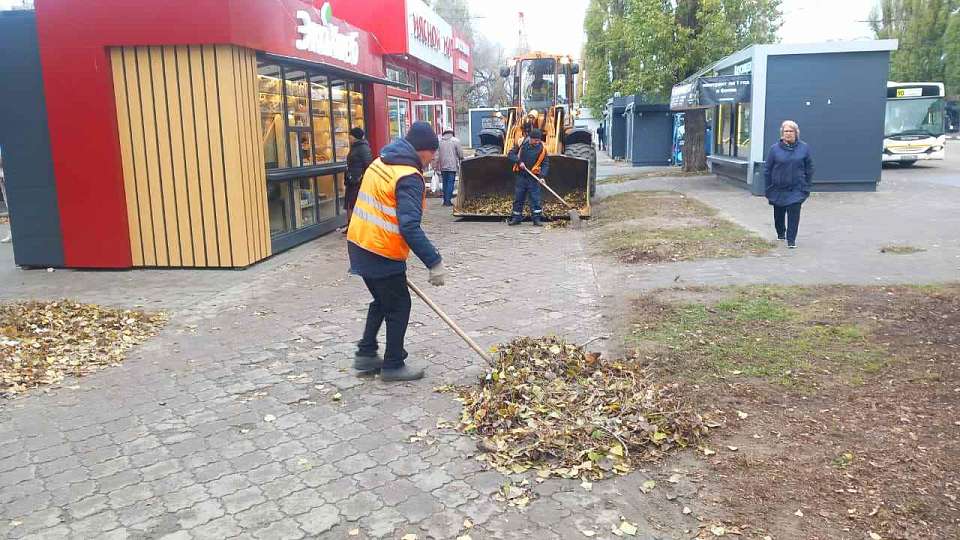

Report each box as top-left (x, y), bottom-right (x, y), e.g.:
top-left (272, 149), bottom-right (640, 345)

top-left (881, 138), bottom-right (960, 189)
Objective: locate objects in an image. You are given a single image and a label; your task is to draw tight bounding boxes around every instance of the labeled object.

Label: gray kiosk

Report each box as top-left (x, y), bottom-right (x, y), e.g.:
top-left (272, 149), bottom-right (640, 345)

top-left (671, 40), bottom-right (898, 194)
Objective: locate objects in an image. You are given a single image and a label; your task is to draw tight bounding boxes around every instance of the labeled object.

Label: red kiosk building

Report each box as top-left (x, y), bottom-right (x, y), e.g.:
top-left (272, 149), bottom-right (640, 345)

top-left (0, 0), bottom-right (471, 269)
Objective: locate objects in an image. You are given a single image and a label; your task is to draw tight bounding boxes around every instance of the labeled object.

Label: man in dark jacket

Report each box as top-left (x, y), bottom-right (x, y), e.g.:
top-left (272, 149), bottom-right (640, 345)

top-left (347, 122), bottom-right (444, 381)
top-left (341, 128), bottom-right (373, 233)
top-left (764, 120), bottom-right (814, 249)
top-left (507, 128), bottom-right (549, 226)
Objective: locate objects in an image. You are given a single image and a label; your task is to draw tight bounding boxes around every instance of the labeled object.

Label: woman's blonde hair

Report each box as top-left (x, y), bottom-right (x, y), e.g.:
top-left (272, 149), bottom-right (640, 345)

top-left (780, 120), bottom-right (800, 139)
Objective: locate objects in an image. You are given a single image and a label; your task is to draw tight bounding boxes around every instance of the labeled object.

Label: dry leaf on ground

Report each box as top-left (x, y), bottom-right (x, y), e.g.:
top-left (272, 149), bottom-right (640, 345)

top-left (1, 300), bottom-right (166, 397)
top-left (451, 336), bottom-right (709, 480)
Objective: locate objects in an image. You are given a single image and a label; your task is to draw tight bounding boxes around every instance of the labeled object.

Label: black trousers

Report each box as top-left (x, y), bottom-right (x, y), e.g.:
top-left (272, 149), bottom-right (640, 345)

top-left (773, 202), bottom-right (802, 243)
top-left (358, 273), bottom-right (411, 369)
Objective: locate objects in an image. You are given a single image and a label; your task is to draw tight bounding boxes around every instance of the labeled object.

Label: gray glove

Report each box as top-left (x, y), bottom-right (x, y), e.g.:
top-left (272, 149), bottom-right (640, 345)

top-left (428, 262), bottom-right (446, 287)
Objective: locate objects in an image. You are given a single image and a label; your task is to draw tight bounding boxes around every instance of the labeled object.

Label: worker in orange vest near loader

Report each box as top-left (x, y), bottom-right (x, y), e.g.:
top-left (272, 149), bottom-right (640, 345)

top-left (347, 122), bottom-right (445, 382)
top-left (507, 128), bottom-right (549, 226)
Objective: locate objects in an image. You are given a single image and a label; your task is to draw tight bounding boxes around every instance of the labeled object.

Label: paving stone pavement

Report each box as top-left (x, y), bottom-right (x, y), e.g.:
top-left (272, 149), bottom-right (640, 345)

top-left (3, 205), bottom-right (699, 539)
top-left (3, 155), bottom-right (957, 538)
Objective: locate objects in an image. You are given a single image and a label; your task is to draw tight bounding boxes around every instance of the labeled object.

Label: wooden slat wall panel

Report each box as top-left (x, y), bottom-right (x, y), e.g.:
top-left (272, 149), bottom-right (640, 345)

top-left (109, 44), bottom-right (269, 267)
top-left (174, 46), bottom-right (206, 267)
top-left (109, 48), bottom-right (144, 267)
top-left (135, 46), bottom-right (169, 266)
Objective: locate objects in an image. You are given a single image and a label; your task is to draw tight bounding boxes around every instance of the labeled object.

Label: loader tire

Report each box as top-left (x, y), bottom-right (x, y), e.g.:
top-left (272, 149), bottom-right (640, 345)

top-left (564, 142), bottom-right (597, 196)
top-left (475, 143), bottom-right (503, 157)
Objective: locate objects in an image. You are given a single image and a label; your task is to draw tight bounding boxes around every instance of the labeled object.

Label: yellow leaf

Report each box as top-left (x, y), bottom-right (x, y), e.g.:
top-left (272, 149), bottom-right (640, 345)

top-left (401, 535), bottom-right (418, 540)
top-left (618, 521), bottom-right (638, 536)
top-left (609, 444), bottom-right (625, 457)
top-left (640, 479), bottom-right (656, 493)
top-left (868, 533), bottom-right (882, 540)
top-left (463, 518), bottom-right (473, 529)
top-left (710, 525), bottom-right (726, 536)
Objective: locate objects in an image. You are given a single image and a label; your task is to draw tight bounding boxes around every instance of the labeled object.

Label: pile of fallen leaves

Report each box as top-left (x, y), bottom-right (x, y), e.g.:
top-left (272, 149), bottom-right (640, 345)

top-left (1, 300), bottom-right (167, 396)
top-left (454, 336), bottom-right (709, 480)
top-left (459, 192), bottom-right (587, 216)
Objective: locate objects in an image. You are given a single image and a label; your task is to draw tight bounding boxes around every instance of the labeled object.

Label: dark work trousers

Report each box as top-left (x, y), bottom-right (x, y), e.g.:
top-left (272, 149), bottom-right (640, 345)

top-left (358, 273), bottom-right (411, 369)
top-left (511, 174), bottom-right (543, 220)
top-left (773, 202), bottom-right (802, 243)
top-left (441, 170), bottom-right (456, 206)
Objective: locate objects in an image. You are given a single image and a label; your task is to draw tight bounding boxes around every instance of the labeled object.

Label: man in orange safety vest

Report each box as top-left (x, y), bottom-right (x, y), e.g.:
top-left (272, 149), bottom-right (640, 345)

top-left (347, 122), bottom-right (445, 382)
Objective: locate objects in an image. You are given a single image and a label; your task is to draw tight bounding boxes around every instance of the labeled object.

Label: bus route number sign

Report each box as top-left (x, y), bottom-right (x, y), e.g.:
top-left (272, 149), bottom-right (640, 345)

top-left (896, 88), bottom-right (923, 98)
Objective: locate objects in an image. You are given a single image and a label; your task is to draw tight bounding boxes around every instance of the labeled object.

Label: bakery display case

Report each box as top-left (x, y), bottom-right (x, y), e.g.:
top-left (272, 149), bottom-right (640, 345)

top-left (331, 84), bottom-right (350, 162)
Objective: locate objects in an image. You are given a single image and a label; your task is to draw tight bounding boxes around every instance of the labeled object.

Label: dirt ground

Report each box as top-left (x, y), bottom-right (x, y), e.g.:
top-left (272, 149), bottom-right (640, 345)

top-left (591, 191), bottom-right (772, 263)
top-left (617, 284), bottom-right (960, 539)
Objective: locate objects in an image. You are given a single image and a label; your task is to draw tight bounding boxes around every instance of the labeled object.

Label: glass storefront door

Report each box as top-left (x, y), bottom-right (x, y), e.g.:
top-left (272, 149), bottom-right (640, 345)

top-left (413, 100), bottom-right (449, 133)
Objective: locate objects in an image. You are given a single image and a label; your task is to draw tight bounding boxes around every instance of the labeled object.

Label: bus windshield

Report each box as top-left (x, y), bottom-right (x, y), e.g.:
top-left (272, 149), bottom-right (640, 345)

top-left (885, 97), bottom-right (946, 138)
top-left (520, 58), bottom-right (557, 112)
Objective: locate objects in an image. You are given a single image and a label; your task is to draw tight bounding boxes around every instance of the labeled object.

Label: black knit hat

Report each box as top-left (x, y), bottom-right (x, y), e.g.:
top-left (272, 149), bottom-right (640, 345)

top-left (350, 127), bottom-right (365, 139)
top-left (404, 122), bottom-right (440, 151)
top-left (529, 128), bottom-right (543, 140)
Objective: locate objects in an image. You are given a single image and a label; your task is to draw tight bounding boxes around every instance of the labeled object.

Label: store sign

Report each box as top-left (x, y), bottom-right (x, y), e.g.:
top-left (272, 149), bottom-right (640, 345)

top-left (670, 75), bottom-right (751, 111)
top-left (457, 58), bottom-right (469, 73)
top-left (734, 61), bottom-right (752, 75)
top-left (455, 37), bottom-right (471, 56)
top-left (699, 75), bottom-right (751, 105)
top-left (406, 0), bottom-right (454, 73)
top-left (295, 4), bottom-right (359, 65)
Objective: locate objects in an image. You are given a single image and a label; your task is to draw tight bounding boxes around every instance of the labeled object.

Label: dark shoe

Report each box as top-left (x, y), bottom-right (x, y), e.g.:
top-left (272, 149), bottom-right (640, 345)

top-left (787, 242), bottom-right (797, 249)
top-left (353, 353), bottom-right (383, 373)
top-left (532, 219), bottom-right (543, 227)
top-left (777, 234), bottom-right (786, 241)
top-left (507, 219), bottom-right (522, 226)
top-left (380, 365), bottom-right (425, 381)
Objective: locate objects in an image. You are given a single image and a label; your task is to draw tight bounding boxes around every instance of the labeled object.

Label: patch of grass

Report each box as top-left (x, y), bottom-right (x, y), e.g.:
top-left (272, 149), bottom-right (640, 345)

top-left (881, 245), bottom-right (926, 254)
top-left (598, 169), bottom-right (709, 184)
top-left (593, 191), bottom-right (773, 263)
top-left (629, 288), bottom-right (888, 387)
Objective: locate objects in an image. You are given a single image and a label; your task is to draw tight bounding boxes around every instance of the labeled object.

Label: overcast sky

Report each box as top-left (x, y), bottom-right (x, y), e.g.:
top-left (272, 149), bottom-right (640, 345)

top-left (0, 0), bottom-right (879, 56)
top-left (467, 0), bottom-right (878, 57)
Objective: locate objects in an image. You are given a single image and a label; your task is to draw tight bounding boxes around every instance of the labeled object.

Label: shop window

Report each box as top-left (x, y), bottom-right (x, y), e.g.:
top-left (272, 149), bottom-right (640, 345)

top-left (389, 96), bottom-right (410, 139)
top-left (316, 174), bottom-right (338, 221)
top-left (386, 64), bottom-right (409, 86)
top-left (258, 63), bottom-right (287, 169)
top-left (349, 83), bottom-right (365, 131)
top-left (331, 84), bottom-right (350, 162)
top-left (736, 103), bottom-right (752, 158)
top-left (443, 83), bottom-right (453, 101)
top-left (310, 74), bottom-right (334, 164)
top-left (267, 181), bottom-right (293, 235)
top-left (419, 75), bottom-right (435, 97)
top-left (295, 178), bottom-right (318, 228)
top-left (715, 103), bottom-right (734, 157)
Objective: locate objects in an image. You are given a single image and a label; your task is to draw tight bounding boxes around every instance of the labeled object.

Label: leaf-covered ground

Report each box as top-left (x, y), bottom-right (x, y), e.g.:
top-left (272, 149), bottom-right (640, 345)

top-left (445, 336), bottom-right (710, 482)
top-left (625, 284), bottom-right (960, 540)
top-left (1, 300), bottom-right (167, 397)
top-left (591, 191), bottom-right (773, 263)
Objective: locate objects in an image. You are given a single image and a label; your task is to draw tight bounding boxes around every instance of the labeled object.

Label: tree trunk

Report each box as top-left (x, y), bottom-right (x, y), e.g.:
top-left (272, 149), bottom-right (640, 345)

top-left (682, 108), bottom-right (708, 173)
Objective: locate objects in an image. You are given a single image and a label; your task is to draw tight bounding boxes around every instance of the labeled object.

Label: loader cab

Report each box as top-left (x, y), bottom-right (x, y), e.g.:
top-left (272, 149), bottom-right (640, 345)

top-left (502, 55), bottom-right (579, 118)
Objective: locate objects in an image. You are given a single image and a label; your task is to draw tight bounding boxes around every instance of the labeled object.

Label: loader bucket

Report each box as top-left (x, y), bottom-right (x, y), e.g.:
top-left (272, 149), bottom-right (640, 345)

top-left (454, 155), bottom-right (591, 218)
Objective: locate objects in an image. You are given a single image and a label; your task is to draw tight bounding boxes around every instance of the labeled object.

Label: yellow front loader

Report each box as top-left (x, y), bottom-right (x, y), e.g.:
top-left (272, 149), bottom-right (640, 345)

top-left (454, 52), bottom-right (596, 218)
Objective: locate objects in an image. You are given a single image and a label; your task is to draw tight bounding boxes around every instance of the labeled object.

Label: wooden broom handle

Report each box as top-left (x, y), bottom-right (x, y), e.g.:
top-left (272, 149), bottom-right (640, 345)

top-left (407, 279), bottom-right (495, 365)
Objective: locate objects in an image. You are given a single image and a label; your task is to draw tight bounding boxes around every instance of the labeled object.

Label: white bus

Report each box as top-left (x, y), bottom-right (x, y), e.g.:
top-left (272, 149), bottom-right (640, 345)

top-left (884, 82), bottom-right (946, 166)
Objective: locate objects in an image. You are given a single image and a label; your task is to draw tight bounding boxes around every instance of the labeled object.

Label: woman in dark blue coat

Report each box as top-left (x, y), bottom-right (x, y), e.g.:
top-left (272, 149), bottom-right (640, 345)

top-left (764, 120), bottom-right (814, 248)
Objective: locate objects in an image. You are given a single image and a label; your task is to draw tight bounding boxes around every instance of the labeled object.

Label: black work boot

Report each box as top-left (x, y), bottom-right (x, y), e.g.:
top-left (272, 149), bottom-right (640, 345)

top-left (532, 218), bottom-right (543, 227)
top-left (380, 365), bottom-right (425, 382)
top-left (508, 218), bottom-right (522, 226)
top-left (353, 353), bottom-right (383, 374)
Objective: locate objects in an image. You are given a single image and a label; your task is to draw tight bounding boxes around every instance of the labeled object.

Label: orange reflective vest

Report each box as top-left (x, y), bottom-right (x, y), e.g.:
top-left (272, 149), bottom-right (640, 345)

top-left (512, 143), bottom-right (547, 175)
top-left (347, 158), bottom-right (426, 261)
